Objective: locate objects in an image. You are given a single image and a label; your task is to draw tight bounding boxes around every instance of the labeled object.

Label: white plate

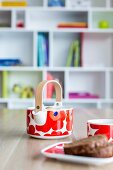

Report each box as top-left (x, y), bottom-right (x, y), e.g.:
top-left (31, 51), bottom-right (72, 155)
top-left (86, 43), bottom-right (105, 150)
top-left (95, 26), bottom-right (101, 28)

top-left (41, 142), bottom-right (113, 166)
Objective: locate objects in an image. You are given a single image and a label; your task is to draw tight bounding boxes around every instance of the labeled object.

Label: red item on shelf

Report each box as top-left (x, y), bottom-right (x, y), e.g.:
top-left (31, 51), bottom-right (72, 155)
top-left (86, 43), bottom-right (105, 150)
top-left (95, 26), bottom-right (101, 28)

top-left (16, 21), bottom-right (24, 28)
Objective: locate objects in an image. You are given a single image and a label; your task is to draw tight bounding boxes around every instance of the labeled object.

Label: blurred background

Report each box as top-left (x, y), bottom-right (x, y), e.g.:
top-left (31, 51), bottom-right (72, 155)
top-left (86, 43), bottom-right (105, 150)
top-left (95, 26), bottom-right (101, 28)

top-left (0, 0), bottom-right (113, 109)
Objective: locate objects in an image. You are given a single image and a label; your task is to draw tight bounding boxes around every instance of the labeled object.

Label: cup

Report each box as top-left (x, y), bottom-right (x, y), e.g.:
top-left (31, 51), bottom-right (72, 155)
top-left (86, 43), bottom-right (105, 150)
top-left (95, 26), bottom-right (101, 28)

top-left (27, 80), bottom-right (74, 139)
top-left (87, 119), bottom-right (113, 142)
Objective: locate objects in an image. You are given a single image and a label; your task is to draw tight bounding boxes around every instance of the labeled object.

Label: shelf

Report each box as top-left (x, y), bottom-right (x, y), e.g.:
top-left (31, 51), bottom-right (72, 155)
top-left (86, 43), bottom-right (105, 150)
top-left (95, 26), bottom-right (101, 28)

top-left (8, 98), bottom-right (35, 109)
top-left (26, 10), bottom-right (88, 30)
top-left (2, 71), bottom-right (42, 99)
top-left (92, 11), bottom-right (113, 29)
top-left (0, 10), bottom-right (11, 28)
top-left (1, 97), bottom-right (113, 109)
top-left (1, 27), bottom-right (113, 33)
top-left (56, 28), bottom-right (113, 33)
top-left (0, 7), bottom-right (89, 12)
top-left (0, 32), bottom-right (34, 67)
top-left (53, 32), bottom-right (81, 67)
top-left (1, 6), bottom-right (113, 12)
top-left (67, 72), bottom-right (106, 99)
top-left (63, 98), bottom-right (112, 104)
top-left (46, 67), bottom-right (111, 72)
top-left (0, 67), bottom-right (44, 71)
top-left (53, 32), bottom-right (113, 68)
top-left (50, 28), bottom-right (113, 33)
top-left (65, 67), bottom-right (108, 72)
top-left (82, 33), bottom-right (113, 67)
top-left (0, 66), bottom-right (113, 72)
top-left (1, 98), bottom-right (113, 104)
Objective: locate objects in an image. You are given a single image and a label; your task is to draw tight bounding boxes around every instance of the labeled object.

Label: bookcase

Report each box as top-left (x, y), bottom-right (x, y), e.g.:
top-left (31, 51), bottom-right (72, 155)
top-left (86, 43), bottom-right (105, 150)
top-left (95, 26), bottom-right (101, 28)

top-left (0, 0), bottom-right (113, 109)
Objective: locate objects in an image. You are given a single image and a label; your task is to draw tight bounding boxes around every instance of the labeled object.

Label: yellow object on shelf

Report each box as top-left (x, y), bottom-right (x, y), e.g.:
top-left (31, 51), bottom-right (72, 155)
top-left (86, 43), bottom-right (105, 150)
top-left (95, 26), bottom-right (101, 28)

top-left (1, 1), bottom-right (27, 7)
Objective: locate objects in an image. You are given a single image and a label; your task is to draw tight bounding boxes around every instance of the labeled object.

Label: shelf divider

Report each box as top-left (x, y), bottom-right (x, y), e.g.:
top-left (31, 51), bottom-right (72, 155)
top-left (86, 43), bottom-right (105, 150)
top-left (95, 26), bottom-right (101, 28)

top-left (11, 10), bottom-right (16, 29)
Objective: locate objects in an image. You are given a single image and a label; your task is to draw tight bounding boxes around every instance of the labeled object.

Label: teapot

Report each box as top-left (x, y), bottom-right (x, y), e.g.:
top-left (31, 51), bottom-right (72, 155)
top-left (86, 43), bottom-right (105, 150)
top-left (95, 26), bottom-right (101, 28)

top-left (27, 80), bottom-right (74, 139)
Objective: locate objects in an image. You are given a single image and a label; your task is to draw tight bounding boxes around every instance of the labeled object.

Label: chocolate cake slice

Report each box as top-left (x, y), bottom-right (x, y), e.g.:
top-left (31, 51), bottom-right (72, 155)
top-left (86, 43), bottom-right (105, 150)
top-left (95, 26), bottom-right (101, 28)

top-left (84, 143), bottom-right (113, 158)
top-left (64, 135), bottom-right (112, 158)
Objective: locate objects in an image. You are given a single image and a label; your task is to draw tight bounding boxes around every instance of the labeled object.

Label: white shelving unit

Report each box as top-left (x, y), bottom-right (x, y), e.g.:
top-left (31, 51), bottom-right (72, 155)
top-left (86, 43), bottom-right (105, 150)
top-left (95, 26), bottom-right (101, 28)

top-left (0, 0), bottom-right (113, 109)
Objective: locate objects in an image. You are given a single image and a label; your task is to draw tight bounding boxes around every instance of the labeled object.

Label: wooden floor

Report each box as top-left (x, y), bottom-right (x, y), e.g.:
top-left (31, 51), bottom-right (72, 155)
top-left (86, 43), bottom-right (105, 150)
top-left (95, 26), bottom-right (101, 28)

top-left (0, 108), bottom-right (113, 170)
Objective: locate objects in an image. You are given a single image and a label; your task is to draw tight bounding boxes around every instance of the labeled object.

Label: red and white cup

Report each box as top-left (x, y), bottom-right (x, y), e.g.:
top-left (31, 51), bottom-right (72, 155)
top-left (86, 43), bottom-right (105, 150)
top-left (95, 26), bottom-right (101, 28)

top-left (27, 80), bottom-right (74, 139)
top-left (87, 119), bottom-right (113, 142)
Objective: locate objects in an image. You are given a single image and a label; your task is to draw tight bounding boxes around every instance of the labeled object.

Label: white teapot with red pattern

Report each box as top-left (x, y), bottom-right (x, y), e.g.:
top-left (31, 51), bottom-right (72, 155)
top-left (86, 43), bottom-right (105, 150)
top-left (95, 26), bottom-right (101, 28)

top-left (27, 80), bottom-right (74, 139)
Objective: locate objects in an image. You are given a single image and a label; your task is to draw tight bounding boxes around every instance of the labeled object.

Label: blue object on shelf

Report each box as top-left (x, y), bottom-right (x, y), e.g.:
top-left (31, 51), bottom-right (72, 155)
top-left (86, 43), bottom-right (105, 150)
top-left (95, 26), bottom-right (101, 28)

top-left (38, 33), bottom-right (49, 67)
top-left (48, 0), bottom-right (64, 7)
top-left (0, 59), bottom-right (22, 66)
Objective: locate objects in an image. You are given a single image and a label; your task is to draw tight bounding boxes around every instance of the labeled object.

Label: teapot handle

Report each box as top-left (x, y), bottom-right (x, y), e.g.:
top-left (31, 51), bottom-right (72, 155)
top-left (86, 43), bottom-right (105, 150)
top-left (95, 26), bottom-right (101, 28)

top-left (35, 80), bottom-right (62, 112)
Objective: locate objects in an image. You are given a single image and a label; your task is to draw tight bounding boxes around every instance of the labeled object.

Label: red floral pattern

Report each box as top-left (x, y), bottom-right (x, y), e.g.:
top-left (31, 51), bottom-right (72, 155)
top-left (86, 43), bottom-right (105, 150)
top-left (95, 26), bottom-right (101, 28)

top-left (88, 123), bottom-right (113, 140)
top-left (27, 109), bottom-right (73, 137)
top-left (36, 110), bottom-right (66, 132)
top-left (28, 125), bottom-right (35, 135)
top-left (44, 131), bottom-right (63, 136)
top-left (27, 115), bottom-right (30, 127)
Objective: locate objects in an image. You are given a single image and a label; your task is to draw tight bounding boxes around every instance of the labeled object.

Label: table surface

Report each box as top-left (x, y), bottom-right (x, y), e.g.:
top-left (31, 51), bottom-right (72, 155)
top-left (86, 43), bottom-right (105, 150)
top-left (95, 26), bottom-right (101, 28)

top-left (1, 108), bottom-right (113, 170)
